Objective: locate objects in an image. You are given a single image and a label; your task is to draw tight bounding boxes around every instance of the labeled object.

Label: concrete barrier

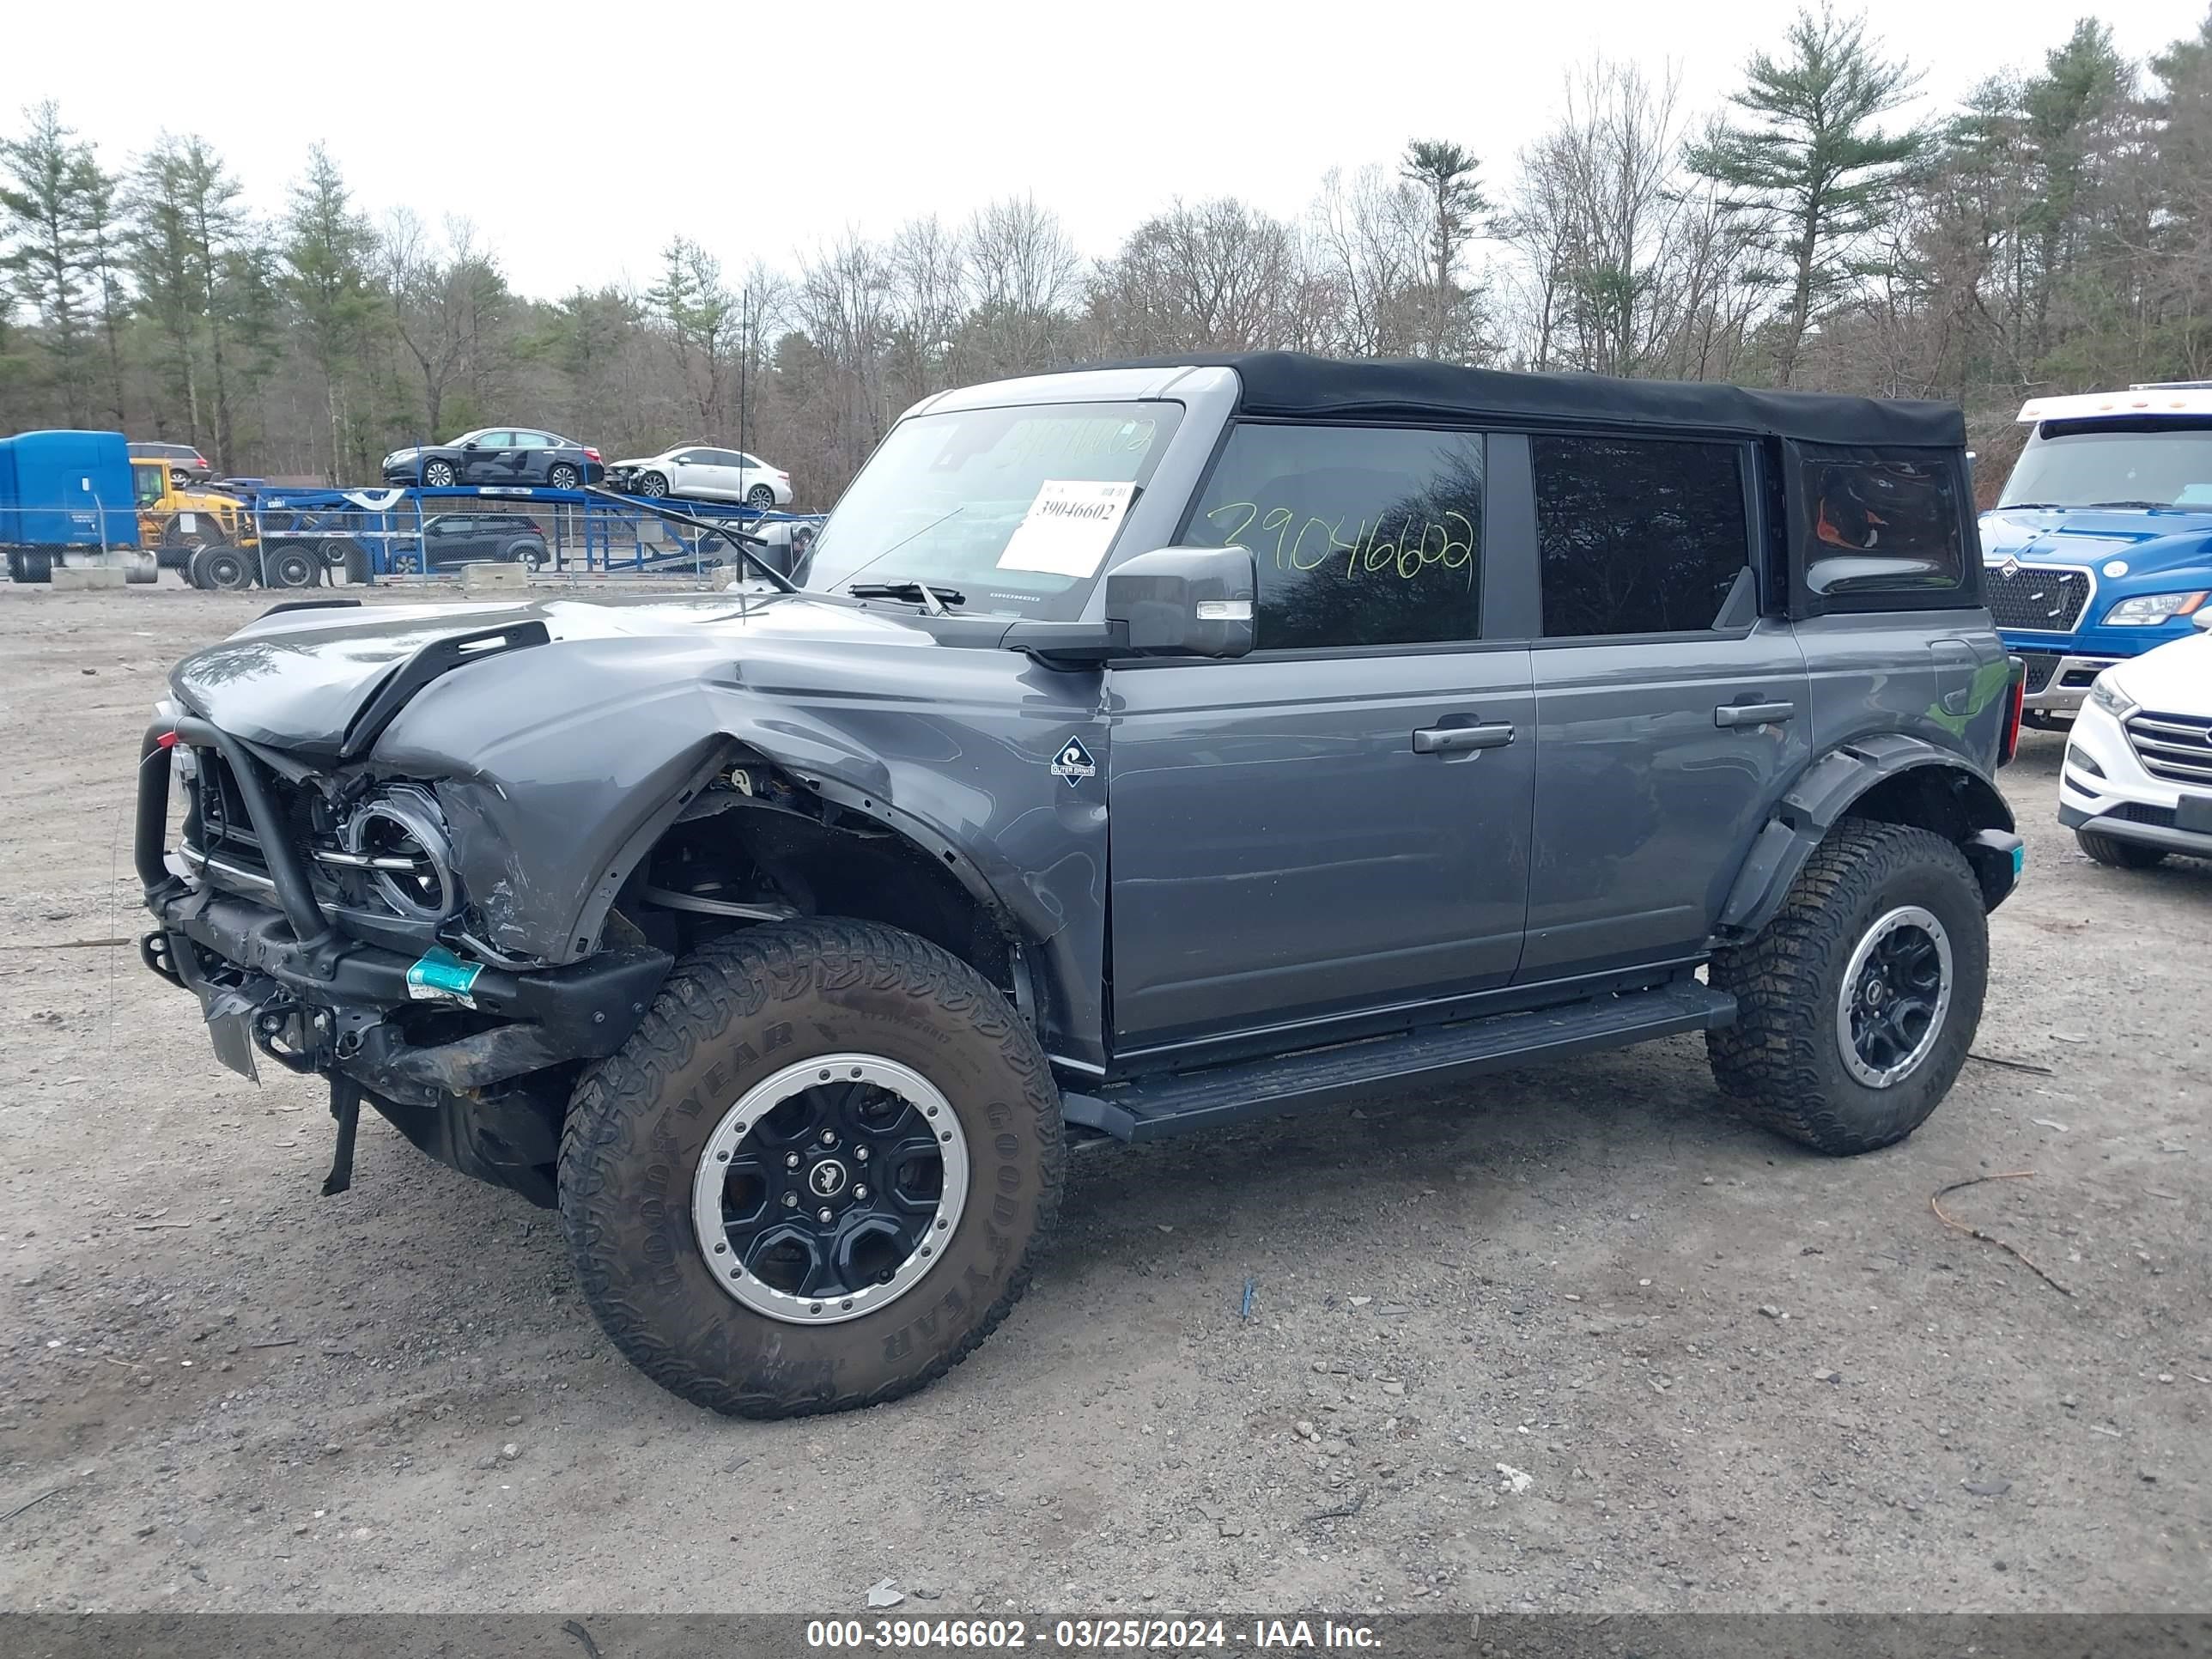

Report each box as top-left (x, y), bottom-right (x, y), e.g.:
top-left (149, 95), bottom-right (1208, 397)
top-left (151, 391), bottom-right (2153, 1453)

top-left (460, 562), bottom-right (531, 594)
top-left (52, 564), bottom-right (128, 591)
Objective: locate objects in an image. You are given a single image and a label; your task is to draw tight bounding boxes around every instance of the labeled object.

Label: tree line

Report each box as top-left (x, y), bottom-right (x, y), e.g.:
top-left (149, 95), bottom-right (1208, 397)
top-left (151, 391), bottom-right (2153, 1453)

top-left (3, 5), bottom-right (2208, 505)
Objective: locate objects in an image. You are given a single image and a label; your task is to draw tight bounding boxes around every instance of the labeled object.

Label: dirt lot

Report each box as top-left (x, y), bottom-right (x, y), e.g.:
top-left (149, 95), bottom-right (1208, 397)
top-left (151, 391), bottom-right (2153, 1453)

top-left (0, 577), bottom-right (2204, 1616)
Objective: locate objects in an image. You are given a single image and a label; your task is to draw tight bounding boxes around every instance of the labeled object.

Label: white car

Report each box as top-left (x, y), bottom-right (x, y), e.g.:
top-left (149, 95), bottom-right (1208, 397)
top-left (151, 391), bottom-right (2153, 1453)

top-left (2059, 611), bottom-right (2212, 868)
top-left (608, 444), bottom-right (793, 507)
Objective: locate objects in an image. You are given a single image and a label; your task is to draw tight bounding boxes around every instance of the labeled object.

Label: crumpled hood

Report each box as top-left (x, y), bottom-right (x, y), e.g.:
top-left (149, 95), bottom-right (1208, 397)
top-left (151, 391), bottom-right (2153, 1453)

top-left (167, 592), bottom-right (957, 754)
top-left (1979, 506), bottom-right (2212, 578)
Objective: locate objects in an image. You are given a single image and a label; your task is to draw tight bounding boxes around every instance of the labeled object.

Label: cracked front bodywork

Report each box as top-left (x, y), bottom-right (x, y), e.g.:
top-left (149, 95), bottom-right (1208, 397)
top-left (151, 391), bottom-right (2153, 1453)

top-left (161, 591), bottom-right (1116, 1070)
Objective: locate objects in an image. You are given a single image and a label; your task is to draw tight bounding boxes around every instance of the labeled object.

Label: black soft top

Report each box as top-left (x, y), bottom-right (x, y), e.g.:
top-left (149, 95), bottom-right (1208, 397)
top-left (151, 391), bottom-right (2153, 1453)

top-left (1083, 351), bottom-right (1964, 448)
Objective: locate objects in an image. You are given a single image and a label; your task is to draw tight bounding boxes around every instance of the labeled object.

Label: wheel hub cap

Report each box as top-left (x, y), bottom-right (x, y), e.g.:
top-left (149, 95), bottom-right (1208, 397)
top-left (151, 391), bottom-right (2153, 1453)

top-left (1836, 905), bottom-right (1954, 1089)
top-left (691, 1054), bottom-right (968, 1325)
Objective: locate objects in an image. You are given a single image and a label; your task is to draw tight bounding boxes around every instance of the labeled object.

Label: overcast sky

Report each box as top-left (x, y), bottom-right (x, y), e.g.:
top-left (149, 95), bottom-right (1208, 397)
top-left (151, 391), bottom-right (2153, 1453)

top-left (13, 0), bottom-right (2207, 299)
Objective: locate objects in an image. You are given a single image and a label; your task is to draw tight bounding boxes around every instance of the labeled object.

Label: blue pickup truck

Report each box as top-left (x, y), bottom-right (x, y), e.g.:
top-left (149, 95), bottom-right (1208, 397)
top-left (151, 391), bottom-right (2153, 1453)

top-left (1, 428), bottom-right (145, 583)
top-left (1980, 385), bottom-right (2212, 724)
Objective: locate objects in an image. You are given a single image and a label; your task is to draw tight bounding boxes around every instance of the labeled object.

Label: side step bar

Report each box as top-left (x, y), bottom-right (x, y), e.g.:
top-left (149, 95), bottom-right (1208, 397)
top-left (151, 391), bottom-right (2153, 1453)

top-left (1064, 978), bottom-right (1735, 1143)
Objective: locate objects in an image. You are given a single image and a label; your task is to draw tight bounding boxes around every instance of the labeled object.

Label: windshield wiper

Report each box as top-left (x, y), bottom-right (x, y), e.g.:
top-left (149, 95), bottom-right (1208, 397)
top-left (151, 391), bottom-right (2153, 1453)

top-left (848, 579), bottom-right (965, 615)
top-left (1996, 501), bottom-right (2064, 511)
top-left (2081, 500), bottom-right (2172, 510)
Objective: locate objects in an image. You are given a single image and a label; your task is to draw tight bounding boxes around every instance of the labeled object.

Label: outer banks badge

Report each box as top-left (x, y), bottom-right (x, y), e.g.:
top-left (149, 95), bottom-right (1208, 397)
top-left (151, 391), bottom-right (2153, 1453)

top-left (1049, 735), bottom-right (1097, 787)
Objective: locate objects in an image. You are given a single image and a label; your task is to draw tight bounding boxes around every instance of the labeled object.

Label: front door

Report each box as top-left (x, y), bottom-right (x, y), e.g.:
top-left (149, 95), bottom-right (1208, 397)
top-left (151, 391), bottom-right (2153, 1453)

top-left (1105, 421), bottom-right (1534, 1058)
top-left (461, 431), bottom-right (513, 484)
top-left (1516, 432), bottom-right (1813, 977)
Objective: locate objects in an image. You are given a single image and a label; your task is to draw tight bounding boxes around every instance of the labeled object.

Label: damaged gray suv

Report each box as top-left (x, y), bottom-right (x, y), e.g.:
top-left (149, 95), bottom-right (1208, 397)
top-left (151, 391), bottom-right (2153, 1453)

top-left (137, 354), bottom-right (2027, 1417)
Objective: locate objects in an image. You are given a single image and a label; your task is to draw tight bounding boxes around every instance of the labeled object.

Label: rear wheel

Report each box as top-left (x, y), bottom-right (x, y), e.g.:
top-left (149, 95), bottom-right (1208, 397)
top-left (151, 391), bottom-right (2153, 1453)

top-left (2076, 829), bottom-right (2167, 870)
top-left (8, 550), bottom-right (53, 584)
top-left (1707, 819), bottom-right (1986, 1156)
top-left (747, 483), bottom-right (775, 507)
top-left (548, 463), bottom-right (580, 491)
top-left (559, 917), bottom-right (1063, 1418)
top-left (262, 543), bottom-right (319, 588)
top-left (188, 544), bottom-right (255, 591)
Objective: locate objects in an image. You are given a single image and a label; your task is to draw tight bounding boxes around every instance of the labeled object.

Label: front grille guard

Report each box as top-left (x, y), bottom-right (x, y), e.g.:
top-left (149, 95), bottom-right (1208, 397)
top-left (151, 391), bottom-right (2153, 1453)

top-left (140, 716), bottom-right (336, 959)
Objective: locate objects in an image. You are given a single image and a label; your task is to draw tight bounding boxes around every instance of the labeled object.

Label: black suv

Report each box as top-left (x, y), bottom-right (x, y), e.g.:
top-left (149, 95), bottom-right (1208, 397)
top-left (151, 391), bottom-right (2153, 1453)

top-left (136, 354), bottom-right (2024, 1419)
top-left (395, 513), bottom-right (550, 573)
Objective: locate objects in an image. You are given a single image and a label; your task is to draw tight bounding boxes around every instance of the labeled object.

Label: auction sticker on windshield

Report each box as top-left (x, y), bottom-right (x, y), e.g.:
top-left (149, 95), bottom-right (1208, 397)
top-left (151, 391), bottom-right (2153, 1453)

top-left (996, 479), bottom-right (1136, 578)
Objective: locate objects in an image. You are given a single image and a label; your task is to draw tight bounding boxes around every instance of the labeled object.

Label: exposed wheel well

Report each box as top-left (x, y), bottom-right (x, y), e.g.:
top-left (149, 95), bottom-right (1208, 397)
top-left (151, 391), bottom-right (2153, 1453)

top-left (612, 754), bottom-right (1031, 1021)
top-left (1838, 763), bottom-right (2013, 844)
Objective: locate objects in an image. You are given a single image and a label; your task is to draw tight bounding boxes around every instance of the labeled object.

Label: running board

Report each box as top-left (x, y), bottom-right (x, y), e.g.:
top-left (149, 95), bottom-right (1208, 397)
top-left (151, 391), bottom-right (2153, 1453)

top-left (1063, 978), bottom-right (1735, 1143)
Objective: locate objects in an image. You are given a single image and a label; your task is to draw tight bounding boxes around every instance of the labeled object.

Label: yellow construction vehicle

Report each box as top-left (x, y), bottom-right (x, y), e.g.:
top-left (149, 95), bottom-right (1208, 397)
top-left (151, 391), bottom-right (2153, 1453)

top-left (131, 457), bottom-right (254, 570)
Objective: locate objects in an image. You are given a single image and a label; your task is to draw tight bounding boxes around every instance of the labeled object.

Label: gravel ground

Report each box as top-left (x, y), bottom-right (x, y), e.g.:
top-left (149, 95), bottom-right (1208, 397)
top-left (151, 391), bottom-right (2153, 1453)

top-left (0, 578), bottom-right (2204, 1615)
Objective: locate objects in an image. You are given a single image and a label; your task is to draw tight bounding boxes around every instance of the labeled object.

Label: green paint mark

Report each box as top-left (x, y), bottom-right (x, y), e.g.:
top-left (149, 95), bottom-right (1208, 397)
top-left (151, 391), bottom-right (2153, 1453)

top-left (405, 945), bottom-right (483, 1009)
top-left (1926, 657), bottom-right (2014, 739)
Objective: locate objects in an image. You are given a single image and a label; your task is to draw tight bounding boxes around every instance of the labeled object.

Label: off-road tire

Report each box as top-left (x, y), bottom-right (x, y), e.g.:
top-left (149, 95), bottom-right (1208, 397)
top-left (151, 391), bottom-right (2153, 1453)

top-left (2075, 829), bottom-right (2166, 870)
top-left (188, 544), bottom-right (254, 591)
top-left (559, 917), bottom-right (1064, 1418)
top-left (1707, 819), bottom-right (1986, 1156)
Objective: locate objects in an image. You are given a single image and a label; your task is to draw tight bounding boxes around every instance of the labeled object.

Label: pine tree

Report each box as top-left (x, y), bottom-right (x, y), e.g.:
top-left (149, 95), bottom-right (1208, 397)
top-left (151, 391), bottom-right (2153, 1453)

top-left (1686, 6), bottom-right (1926, 386)
top-left (281, 144), bottom-right (379, 479)
top-left (1401, 140), bottom-right (1486, 358)
top-left (0, 100), bottom-right (96, 423)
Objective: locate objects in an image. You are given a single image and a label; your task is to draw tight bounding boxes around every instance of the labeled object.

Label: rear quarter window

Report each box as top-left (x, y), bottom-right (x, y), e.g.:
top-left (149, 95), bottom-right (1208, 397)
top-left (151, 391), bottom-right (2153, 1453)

top-left (1801, 447), bottom-right (1964, 599)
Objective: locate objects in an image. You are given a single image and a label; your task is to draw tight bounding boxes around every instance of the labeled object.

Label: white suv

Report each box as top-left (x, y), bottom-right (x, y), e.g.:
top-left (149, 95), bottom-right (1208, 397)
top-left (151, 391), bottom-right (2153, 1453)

top-left (2059, 612), bottom-right (2212, 868)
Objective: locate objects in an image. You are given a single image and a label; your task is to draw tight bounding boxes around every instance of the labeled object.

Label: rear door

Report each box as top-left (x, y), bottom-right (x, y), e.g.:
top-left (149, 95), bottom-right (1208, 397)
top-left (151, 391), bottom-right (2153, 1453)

top-left (424, 516), bottom-right (472, 568)
top-left (1107, 421), bottom-right (1535, 1059)
top-left (1517, 432), bottom-right (1811, 979)
top-left (510, 430), bottom-right (553, 483)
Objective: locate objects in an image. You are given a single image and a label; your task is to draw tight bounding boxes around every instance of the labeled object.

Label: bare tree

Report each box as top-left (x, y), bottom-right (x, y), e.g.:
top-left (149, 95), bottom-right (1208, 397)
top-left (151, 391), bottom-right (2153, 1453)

top-left (382, 210), bottom-right (509, 440)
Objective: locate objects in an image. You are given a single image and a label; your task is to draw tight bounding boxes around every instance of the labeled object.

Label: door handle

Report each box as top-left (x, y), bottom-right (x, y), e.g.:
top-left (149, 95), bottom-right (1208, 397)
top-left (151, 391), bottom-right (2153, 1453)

top-left (1714, 701), bottom-right (1796, 729)
top-left (1413, 722), bottom-right (1514, 754)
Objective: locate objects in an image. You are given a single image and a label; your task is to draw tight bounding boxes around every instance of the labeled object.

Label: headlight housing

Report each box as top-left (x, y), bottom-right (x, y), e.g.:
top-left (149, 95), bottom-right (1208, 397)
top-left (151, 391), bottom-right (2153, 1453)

top-left (2087, 673), bottom-right (2136, 719)
top-left (2104, 590), bottom-right (2208, 626)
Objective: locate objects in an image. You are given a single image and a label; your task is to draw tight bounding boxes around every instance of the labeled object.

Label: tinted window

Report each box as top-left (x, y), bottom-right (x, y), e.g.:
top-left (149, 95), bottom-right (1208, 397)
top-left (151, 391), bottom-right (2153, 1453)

top-left (430, 517), bottom-right (471, 535)
top-left (709, 449), bottom-right (744, 466)
top-left (1533, 435), bottom-right (1750, 637)
top-left (1185, 423), bottom-right (1484, 650)
top-left (1802, 447), bottom-right (1963, 595)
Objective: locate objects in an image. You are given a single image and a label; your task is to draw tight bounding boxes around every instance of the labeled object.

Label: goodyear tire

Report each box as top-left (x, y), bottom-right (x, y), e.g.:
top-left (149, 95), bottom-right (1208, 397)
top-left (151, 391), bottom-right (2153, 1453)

top-left (1706, 819), bottom-right (1987, 1156)
top-left (559, 918), bottom-right (1063, 1418)
top-left (188, 544), bottom-right (255, 591)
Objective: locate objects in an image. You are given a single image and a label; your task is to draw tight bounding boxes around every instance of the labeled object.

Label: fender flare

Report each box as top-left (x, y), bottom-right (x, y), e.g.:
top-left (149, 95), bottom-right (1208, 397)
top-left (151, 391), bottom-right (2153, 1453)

top-left (1717, 735), bottom-right (2018, 940)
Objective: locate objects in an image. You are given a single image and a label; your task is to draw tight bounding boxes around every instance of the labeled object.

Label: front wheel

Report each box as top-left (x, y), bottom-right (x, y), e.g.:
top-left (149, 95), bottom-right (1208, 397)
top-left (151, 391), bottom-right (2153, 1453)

top-left (559, 918), bottom-right (1064, 1418)
top-left (1707, 819), bottom-right (1987, 1156)
top-left (422, 459), bottom-right (456, 488)
top-left (2076, 829), bottom-right (2166, 870)
top-left (639, 471), bottom-right (669, 499)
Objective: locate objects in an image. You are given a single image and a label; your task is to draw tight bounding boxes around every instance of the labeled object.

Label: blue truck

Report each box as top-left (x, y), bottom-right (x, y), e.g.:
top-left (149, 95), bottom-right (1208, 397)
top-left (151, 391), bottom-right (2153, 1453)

top-left (1980, 384), bottom-right (2212, 723)
top-left (1, 429), bottom-right (147, 584)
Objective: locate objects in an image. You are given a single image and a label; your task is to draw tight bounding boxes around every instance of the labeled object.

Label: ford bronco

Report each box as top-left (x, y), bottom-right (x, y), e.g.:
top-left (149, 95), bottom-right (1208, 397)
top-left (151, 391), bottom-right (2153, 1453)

top-left (136, 354), bottom-right (2025, 1416)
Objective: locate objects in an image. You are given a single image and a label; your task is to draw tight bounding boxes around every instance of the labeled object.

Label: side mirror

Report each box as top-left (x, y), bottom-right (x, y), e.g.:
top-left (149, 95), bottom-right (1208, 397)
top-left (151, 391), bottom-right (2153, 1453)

top-left (2195, 608), bottom-right (2212, 631)
top-left (460, 439), bottom-right (480, 451)
top-left (1103, 545), bottom-right (1256, 659)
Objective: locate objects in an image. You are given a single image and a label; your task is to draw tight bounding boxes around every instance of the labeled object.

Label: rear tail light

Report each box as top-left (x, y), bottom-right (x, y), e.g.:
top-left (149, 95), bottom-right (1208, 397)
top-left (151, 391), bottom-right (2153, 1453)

top-left (1999, 656), bottom-right (2026, 767)
top-left (584, 447), bottom-right (602, 462)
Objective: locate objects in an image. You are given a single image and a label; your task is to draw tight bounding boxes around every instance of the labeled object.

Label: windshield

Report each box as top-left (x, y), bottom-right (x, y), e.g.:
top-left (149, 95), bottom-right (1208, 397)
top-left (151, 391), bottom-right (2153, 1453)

top-left (799, 400), bottom-right (1183, 618)
top-left (1999, 423), bottom-right (2212, 510)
